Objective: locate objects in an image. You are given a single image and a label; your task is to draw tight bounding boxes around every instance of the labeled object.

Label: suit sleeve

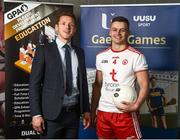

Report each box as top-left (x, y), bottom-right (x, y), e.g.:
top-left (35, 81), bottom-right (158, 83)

top-left (80, 48), bottom-right (90, 113)
top-left (29, 45), bottom-right (45, 117)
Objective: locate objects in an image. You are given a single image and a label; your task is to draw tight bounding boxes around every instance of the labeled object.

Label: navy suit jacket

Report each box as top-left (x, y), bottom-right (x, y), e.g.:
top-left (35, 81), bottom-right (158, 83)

top-left (29, 40), bottom-right (90, 120)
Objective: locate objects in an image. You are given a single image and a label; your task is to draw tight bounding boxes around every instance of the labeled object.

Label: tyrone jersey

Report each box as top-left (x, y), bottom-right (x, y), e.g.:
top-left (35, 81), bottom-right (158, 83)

top-left (96, 46), bottom-right (148, 113)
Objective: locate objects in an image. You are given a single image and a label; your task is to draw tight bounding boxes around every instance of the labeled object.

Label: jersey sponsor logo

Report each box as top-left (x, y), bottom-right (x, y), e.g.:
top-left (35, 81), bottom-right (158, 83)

top-left (110, 69), bottom-right (118, 82)
top-left (104, 82), bottom-right (119, 92)
top-left (101, 60), bottom-right (108, 63)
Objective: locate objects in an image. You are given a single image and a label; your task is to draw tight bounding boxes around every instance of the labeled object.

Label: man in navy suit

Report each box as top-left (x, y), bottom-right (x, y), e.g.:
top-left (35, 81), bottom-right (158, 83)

top-left (29, 11), bottom-right (91, 139)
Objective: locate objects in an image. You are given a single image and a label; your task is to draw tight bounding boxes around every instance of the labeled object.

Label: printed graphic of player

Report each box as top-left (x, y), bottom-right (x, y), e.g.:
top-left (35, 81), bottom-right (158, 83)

top-left (15, 41), bottom-right (37, 73)
top-left (146, 76), bottom-right (167, 129)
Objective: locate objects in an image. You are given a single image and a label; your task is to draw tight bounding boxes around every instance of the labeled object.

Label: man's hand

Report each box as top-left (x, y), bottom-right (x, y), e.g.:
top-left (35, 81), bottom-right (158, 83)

top-left (117, 101), bottom-right (139, 112)
top-left (32, 116), bottom-right (45, 133)
top-left (82, 112), bottom-right (91, 129)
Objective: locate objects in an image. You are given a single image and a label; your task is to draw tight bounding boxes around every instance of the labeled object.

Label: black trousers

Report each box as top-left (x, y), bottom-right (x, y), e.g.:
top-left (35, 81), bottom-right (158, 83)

top-left (40, 106), bottom-right (80, 139)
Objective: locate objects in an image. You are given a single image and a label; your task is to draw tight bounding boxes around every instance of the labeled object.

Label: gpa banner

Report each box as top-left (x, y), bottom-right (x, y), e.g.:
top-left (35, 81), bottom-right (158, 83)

top-left (81, 4), bottom-right (180, 71)
top-left (4, 0), bottom-right (73, 138)
top-left (0, 1), bottom-right (5, 138)
top-left (81, 4), bottom-right (180, 139)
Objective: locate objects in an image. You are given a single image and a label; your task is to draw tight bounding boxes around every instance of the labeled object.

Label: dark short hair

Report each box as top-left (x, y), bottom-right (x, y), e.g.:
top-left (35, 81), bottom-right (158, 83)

top-left (111, 16), bottom-right (129, 29)
top-left (55, 11), bottom-right (77, 26)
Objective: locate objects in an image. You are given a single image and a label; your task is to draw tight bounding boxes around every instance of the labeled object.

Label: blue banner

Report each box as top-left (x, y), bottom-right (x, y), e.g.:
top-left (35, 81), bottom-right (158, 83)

top-left (81, 4), bottom-right (180, 139)
top-left (81, 4), bottom-right (180, 70)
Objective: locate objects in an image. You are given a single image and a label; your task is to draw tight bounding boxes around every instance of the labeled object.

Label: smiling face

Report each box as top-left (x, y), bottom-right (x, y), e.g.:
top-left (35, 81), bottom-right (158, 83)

top-left (109, 21), bottom-right (129, 46)
top-left (55, 15), bottom-right (77, 43)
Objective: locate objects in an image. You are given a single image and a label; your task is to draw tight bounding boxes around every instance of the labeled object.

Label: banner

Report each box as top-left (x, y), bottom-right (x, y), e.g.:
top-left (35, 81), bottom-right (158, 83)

top-left (81, 4), bottom-right (180, 70)
top-left (81, 4), bottom-right (180, 139)
top-left (0, 1), bottom-right (5, 138)
top-left (4, 0), bottom-right (73, 138)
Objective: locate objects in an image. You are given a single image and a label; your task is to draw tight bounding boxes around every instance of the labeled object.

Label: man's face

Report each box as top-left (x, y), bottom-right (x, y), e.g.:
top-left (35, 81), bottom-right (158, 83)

top-left (151, 79), bottom-right (157, 87)
top-left (109, 21), bottom-right (129, 45)
top-left (55, 15), bottom-right (76, 43)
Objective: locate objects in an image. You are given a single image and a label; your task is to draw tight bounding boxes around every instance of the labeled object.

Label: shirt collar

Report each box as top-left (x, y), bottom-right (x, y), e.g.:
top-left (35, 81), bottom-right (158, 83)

top-left (55, 37), bottom-right (71, 49)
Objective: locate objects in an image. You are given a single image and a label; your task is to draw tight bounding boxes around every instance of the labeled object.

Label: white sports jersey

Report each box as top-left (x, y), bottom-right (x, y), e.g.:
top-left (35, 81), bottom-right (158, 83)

top-left (96, 46), bottom-right (148, 113)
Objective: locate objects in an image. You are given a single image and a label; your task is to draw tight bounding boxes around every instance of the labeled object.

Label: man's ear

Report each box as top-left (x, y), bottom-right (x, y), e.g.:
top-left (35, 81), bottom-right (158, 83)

top-left (74, 26), bottom-right (77, 34)
top-left (55, 24), bottom-right (58, 35)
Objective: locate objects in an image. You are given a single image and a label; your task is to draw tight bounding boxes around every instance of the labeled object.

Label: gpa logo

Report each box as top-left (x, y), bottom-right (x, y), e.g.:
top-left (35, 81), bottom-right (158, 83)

top-left (7, 4), bottom-right (28, 20)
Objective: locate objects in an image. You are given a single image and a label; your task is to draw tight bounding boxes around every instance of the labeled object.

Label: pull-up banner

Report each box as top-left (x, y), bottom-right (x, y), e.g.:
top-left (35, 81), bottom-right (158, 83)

top-left (0, 1), bottom-right (5, 138)
top-left (81, 4), bottom-right (180, 70)
top-left (81, 4), bottom-right (180, 139)
top-left (4, 0), bottom-right (73, 138)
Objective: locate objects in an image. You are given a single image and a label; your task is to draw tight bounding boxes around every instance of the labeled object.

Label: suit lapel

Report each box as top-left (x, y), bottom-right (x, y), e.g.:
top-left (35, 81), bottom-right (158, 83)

top-left (51, 41), bottom-right (64, 80)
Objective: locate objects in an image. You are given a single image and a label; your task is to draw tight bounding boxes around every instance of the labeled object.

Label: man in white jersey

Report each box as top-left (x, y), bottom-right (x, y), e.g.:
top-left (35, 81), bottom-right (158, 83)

top-left (91, 16), bottom-right (149, 139)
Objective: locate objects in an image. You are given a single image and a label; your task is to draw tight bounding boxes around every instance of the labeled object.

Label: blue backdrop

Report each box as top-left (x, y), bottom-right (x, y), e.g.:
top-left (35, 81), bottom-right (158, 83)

top-left (80, 4), bottom-right (180, 139)
top-left (81, 4), bottom-right (180, 70)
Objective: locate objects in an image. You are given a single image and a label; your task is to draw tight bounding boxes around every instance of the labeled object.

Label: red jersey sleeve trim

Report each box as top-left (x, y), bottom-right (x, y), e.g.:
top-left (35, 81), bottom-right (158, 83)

top-left (128, 46), bottom-right (142, 55)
